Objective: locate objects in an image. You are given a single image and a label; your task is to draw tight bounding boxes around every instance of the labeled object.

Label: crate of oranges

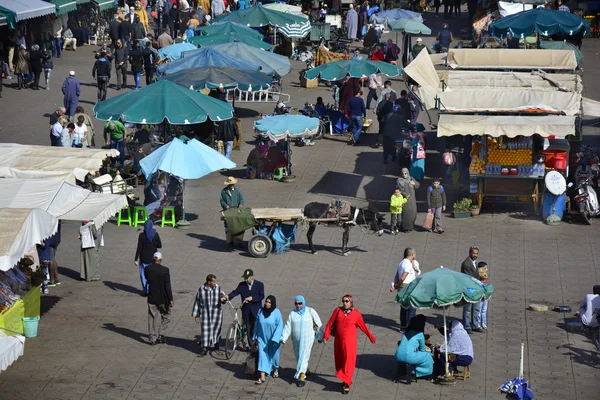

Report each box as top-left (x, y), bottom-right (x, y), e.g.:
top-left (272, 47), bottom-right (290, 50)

top-left (487, 149), bottom-right (532, 166)
top-left (469, 155), bottom-right (486, 175)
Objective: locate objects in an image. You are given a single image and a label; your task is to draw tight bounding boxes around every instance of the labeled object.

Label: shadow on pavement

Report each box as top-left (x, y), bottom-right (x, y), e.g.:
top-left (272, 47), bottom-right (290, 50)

top-left (103, 280), bottom-right (144, 295)
top-left (214, 360), bottom-right (255, 380)
top-left (58, 266), bottom-right (81, 281)
top-left (309, 171), bottom-right (363, 198)
top-left (556, 343), bottom-right (600, 369)
top-left (356, 353), bottom-right (398, 381)
top-left (40, 295), bottom-right (62, 317)
top-left (362, 313), bottom-right (402, 333)
top-left (102, 323), bottom-right (147, 344)
top-left (306, 371), bottom-right (346, 392)
top-left (187, 233), bottom-right (232, 252)
top-left (234, 107), bottom-right (260, 119)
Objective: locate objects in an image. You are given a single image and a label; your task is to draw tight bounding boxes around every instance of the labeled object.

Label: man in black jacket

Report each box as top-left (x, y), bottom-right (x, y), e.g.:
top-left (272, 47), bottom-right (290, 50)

top-left (461, 246), bottom-right (483, 333)
top-left (119, 17), bottom-right (132, 51)
top-left (92, 51), bottom-right (111, 102)
top-left (217, 117), bottom-right (239, 159)
top-left (129, 40), bottom-right (144, 90)
top-left (227, 269), bottom-right (264, 352)
top-left (144, 252), bottom-right (174, 345)
top-left (141, 41), bottom-right (156, 85)
top-left (114, 39), bottom-right (129, 90)
top-left (108, 14), bottom-right (121, 50)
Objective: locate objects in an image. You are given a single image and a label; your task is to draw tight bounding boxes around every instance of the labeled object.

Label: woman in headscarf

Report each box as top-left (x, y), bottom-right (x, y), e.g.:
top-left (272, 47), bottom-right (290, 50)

top-left (339, 77), bottom-right (361, 117)
top-left (253, 295), bottom-right (283, 384)
top-left (345, 4), bottom-right (358, 40)
top-left (409, 125), bottom-right (426, 180)
top-left (395, 314), bottom-right (433, 378)
top-left (396, 168), bottom-right (420, 231)
top-left (134, 220), bottom-right (162, 295)
top-left (79, 221), bottom-right (100, 281)
top-left (281, 295), bottom-right (323, 387)
top-left (323, 294), bottom-right (376, 395)
top-left (357, 3), bottom-right (369, 40)
top-left (435, 320), bottom-right (473, 376)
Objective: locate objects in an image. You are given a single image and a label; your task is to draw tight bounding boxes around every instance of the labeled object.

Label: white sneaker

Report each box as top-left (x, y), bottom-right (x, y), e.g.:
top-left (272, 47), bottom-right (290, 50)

top-left (482, 323), bottom-right (487, 329)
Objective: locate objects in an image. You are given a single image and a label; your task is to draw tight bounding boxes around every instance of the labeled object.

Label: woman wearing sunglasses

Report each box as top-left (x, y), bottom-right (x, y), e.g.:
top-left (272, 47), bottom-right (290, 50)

top-left (323, 294), bottom-right (376, 394)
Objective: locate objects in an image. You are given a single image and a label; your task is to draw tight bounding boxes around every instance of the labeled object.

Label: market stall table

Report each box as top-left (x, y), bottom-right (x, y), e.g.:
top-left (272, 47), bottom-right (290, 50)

top-left (0, 287), bottom-right (40, 336)
top-left (0, 331), bottom-right (25, 372)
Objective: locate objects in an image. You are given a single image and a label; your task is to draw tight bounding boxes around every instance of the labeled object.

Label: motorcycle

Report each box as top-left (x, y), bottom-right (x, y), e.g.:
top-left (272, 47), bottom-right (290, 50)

top-left (568, 177), bottom-right (600, 225)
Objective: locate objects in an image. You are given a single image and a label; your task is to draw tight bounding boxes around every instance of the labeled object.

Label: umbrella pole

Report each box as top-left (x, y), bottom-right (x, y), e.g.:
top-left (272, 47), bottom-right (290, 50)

top-left (519, 343), bottom-right (524, 380)
top-left (176, 179), bottom-right (191, 229)
top-left (436, 307), bottom-right (456, 385)
top-left (287, 138), bottom-right (292, 176)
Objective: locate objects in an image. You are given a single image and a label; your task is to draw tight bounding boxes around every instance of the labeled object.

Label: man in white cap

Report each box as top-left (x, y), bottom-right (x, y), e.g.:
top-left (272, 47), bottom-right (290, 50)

top-left (411, 37), bottom-right (432, 60)
top-left (144, 252), bottom-right (174, 345)
top-left (220, 177), bottom-right (245, 246)
top-left (61, 71), bottom-right (80, 120)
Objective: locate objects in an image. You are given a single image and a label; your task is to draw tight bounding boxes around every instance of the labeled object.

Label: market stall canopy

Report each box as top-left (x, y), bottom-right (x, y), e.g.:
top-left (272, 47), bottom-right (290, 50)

top-left (404, 48), bottom-right (439, 109)
top-left (489, 7), bottom-right (590, 38)
top-left (0, 6), bottom-right (16, 29)
top-left (91, 0), bottom-right (115, 11)
top-left (163, 67), bottom-right (271, 91)
top-left (0, 144), bottom-right (118, 182)
top-left (437, 71), bottom-right (582, 93)
top-left (157, 47), bottom-right (261, 77)
top-left (158, 42), bottom-right (198, 61)
top-left (93, 80), bottom-right (234, 124)
top-left (0, 208), bottom-right (58, 272)
top-left (437, 114), bottom-right (576, 138)
top-left (45, 0), bottom-right (77, 15)
top-left (583, 97), bottom-right (600, 118)
top-left (209, 42), bottom-right (292, 77)
top-left (262, 3), bottom-right (304, 16)
top-left (140, 137), bottom-right (236, 180)
top-left (0, 179), bottom-right (127, 228)
top-left (189, 32), bottom-right (275, 51)
top-left (539, 40), bottom-right (583, 67)
top-left (278, 22), bottom-right (311, 39)
top-left (0, 0), bottom-right (56, 21)
top-left (388, 18), bottom-right (431, 34)
top-left (370, 8), bottom-right (423, 24)
top-left (254, 114), bottom-right (320, 141)
top-left (446, 48), bottom-right (578, 71)
top-left (304, 59), bottom-right (402, 81)
top-left (498, 1), bottom-right (533, 17)
top-left (211, 5), bottom-right (309, 27)
top-left (439, 89), bottom-right (582, 115)
top-left (195, 21), bottom-right (263, 39)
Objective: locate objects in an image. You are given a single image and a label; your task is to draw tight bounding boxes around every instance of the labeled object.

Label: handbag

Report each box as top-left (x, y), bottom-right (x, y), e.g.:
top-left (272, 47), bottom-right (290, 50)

top-left (422, 212), bottom-right (434, 230)
top-left (416, 144), bottom-right (426, 159)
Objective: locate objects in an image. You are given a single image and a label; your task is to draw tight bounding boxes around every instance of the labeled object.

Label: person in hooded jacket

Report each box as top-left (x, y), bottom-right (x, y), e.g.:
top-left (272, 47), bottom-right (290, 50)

top-left (92, 51), bottom-right (112, 102)
top-left (129, 40), bottom-right (144, 89)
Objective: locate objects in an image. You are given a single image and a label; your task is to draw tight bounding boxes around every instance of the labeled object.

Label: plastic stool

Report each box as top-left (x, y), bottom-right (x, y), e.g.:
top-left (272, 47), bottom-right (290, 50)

top-left (133, 206), bottom-right (148, 227)
top-left (117, 207), bottom-right (132, 226)
top-left (161, 207), bottom-right (176, 227)
top-left (273, 167), bottom-right (286, 180)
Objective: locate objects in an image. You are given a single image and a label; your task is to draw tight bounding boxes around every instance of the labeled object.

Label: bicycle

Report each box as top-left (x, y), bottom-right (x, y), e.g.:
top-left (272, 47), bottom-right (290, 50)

top-left (224, 301), bottom-right (247, 360)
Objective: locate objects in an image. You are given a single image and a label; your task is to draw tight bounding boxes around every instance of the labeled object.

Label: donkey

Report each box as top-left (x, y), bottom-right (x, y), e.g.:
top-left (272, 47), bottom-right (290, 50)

top-left (303, 202), bottom-right (385, 256)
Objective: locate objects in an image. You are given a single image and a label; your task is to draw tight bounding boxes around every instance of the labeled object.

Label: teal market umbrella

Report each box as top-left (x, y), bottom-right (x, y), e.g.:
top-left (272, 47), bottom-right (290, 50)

top-left (140, 137), bottom-right (236, 227)
top-left (304, 59), bottom-right (403, 81)
top-left (490, 7), bottom-right (590, 38)
top-left (211, 5), bottom-right (308, 27)
top-left (93, 80), bottom-right (234, 124)
top-left (195, 21), bottom-right (263, 40)
top-left (163, 67), bottom-right (272, 92)
top-left (189, 32), bottom-right (274, 51)
top-left (210, 42), bottom-right (292, 77)
top-left (539, 40), bottom-right (583, 67)
top-left (158, 42), bottom-right (198, 61)
top-left (388, 18), bottom-right (431, 35)
top-left (396, 267), bottom-right (494, 380)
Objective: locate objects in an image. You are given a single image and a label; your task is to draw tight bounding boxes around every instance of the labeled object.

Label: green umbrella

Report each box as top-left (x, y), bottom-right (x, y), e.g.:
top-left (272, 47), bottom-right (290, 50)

top-left (211, 5), bottom-right (308, 27)
top-left (189, 32), bottom-right (274, 51)
top-left (539, 40), bottom-right (583, 67)
top-left (388, 18), bottom-right (432, 35)
top-left (195, 21), bottom-right (263, 40)
top-left (304, 59), bottom-right (403, 81)
top-left (93, 80), bottom-right (234, 124)
top-left (395, 267), bottom-right (494, 380)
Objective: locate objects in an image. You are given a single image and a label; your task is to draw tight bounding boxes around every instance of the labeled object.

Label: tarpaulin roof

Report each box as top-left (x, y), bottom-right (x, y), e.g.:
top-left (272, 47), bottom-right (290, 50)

top-left (0, 143), bottom-right (118, 182)
top-left (404, 48), bottom-right (440, 109)
top-left (437, 71), bottom-right (582, 93)
top-left (0, 6), bottom-right (16, 29)
top-left (45, 0), bottom-right (76, 15)
top-left (583, 97), bottom-right (600, 118)
top-left (0, 0), bottom-right (56, 21)
top-left (446, 48), bottom-right (578, 71)
top-left (0, 179), bottom-right (128, 228)
top-left (437, 114), bottom-right (576, 137)
top-left (0, 208), bottom-right (58, 272)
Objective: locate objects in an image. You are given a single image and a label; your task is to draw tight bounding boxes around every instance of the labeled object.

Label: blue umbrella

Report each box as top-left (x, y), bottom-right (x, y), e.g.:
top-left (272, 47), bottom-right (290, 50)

top-left (158, 42), bottom-right (198, 61)
top-left (163, 67), bottom-right (272, 92)
top-left (254, 114), bottom-right (320, 141)
top-left (156, 47), bottom-right (261, 77)
top-left (370, 8), bottom-right (423, 24)
top-left (140, 137), bottom-right (236, 227)
top-left (210, 42), bottom-right (292, 77)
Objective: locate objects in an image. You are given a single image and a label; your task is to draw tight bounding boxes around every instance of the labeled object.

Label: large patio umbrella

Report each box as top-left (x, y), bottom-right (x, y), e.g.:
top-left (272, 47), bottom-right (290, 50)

top-left (156, 47), bottom-right (261, 77)
top-left (396, 267), bottom-right (494, 381)
top-left (370, 8), bottom-right (423, 24)
top-left (189, 32), bottom-right (275, 51)
top-left (261, 3), bottom-right (309, 38)
top-left (163, 67), bottom-right (272, 92)
top-left (158, 42), bottom-right (198, 61)
top-left (262, 3), bottom-right (304, 16)
top-left (93, 80), bottom-right (234, 124)
top-left (140, 137), bottom-right (236, 227)
top-left (489, 7), bottom-right (590, 38)
top-left (211, 5), bottom-right (308, 27)
top-left (388, 18), bottom-right (431, 35)
top-left (211, 42), bottom-right (292, 77)
top-left (304, 59), bottom-right (403, 81)
top-left (195, 21), bottom-right (263, 40)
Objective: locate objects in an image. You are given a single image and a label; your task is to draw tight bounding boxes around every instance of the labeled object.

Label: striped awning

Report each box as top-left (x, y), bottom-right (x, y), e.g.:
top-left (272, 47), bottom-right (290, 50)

top-left (46, 0), bottom-right (76, 15)
top-left (0, 0), bottom-right (56, 21)
top-left (92, 0), bottom-right (115, 11)
top-left (279, 22), bottom-right (311, 39)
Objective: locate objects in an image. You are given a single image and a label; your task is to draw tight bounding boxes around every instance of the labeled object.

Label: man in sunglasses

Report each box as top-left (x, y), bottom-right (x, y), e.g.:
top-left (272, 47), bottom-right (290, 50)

top-left (227, 269), bottom-right (264, 352)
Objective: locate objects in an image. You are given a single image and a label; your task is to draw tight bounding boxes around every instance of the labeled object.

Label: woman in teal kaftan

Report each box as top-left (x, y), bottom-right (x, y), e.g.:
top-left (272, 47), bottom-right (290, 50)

top-left (394, 314), bottom-right (433, 377)
top-left (253, 295), bottom-right (283, 384)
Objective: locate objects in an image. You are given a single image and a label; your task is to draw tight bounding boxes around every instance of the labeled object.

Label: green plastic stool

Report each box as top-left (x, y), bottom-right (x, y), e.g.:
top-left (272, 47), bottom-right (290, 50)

top-left (133, 206), bottom-right (148, 227)
top-left (161, 207), bottom-right (176, 227)
top-left (273, 167), bottom-right (286, 180)
top-left (117, 207), bottom-right (132, 226)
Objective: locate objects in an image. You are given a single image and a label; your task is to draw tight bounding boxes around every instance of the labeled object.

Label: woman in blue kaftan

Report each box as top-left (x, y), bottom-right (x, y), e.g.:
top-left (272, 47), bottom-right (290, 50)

top-left (394, 314), bottom-right (433, 378)
top-left (253, 295), bottom-right (283, 384)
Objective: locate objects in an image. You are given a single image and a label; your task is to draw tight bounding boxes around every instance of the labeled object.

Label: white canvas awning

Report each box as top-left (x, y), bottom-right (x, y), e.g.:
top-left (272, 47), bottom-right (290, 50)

top-left (0, 179), bottom-right (127, 228)
top-left (437, 115), bottom-right (576, 138)
top-left (0, 0), bottom-right (56, 21)
top-left (404, 48), bottom-right (440, 110)
top-left (0, 208), bottom-right (58, 272)
top-left (583, 97), bottom-right (600, 118)
top-left (438, 71), bottom-right (582, 93)
top-left (446, 49), bottom-right (578, 71)
top-left (0, 143), bottom-right (118, 182)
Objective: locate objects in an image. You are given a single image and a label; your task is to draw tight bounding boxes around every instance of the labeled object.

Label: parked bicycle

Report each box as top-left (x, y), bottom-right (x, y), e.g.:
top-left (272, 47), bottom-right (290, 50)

top-left (224, 300), bottom-right (247, 360)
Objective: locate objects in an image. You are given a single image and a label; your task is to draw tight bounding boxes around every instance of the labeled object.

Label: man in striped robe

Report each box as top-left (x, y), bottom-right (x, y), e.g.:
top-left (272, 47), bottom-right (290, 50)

top-left (192, 274), bottom-right (227, 356)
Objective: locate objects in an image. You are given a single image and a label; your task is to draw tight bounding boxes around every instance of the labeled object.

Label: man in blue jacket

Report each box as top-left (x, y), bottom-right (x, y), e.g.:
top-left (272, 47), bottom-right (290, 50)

top-left (227, 269), bottom-right (264, 352)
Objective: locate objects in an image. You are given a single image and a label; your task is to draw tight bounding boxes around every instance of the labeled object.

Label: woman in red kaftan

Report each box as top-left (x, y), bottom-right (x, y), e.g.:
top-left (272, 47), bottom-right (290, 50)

top-left (323, 294), bottom-right (376, 394)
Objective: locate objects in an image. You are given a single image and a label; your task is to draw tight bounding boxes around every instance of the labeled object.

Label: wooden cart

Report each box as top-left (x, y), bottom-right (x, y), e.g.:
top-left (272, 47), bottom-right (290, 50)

top-left (248, 208), bottom-right (305, 258)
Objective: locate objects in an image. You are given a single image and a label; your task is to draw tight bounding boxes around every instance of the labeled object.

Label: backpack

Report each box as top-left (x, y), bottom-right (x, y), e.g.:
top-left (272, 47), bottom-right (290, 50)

top-left (429, 185), bottom-right (444, 194)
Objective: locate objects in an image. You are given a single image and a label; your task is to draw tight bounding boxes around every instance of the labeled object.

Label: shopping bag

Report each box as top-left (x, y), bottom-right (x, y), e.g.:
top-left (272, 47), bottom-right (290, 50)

top-left (422, 212), bottom-right (434, 230)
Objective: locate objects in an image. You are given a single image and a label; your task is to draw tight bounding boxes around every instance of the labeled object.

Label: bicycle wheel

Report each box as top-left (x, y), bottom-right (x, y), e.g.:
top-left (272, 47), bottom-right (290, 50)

top-left (225, 323), bottom-right (237, 359)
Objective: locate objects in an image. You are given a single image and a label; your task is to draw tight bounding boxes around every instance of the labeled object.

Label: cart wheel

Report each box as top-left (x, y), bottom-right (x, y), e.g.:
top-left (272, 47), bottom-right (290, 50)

top-left (248, 234), bottom-right (273, 258)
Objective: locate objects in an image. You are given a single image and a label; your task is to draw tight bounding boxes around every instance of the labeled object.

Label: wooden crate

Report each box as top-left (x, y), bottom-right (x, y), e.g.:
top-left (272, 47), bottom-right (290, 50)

top-left (300, 76), bottom-right (319, 88)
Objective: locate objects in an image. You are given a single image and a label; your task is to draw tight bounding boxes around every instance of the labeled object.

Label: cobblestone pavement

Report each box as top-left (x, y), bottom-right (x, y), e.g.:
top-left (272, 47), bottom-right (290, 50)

top-left (1, 10), bottom-right (599, 400)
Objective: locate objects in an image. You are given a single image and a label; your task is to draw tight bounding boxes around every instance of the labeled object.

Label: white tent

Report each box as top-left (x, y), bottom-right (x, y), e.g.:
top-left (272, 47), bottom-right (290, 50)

top-left (0, 143), bottom-right (119, 182)
top-left (0, 208), bottom-right (58, 272)
top-left (446, 49), bottom-right (578, 71)
top-left (0, 179), bottom-right (128, 228)
top-left (437, 115), bottom-right (576, 138)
